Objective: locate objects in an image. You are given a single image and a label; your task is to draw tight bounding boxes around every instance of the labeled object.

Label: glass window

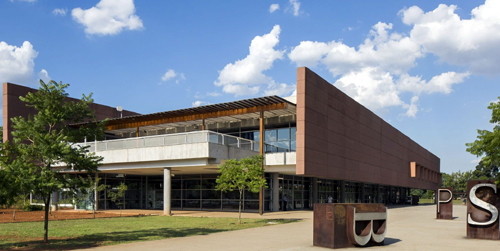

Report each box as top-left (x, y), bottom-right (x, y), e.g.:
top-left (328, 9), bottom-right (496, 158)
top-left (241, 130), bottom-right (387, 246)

top-left (202, 179), bottom-right (216, 189)
top-left (253, 132), bottom-right (260, 142)
top-left (265, 129), bottom-right (277, 142)
top-left (183, 200), bottom-right (200, 209)
top-left (184, 190), bottom-right (201, 199)
top-left (184, 180), bottom-right (200, 190)
top-left (291, 127), bottom-right (296, 140)
top-left (202, 190), bottom-right (221, 199)
top-left (202, 200), bottom-right (221, 209)
top-left (277, 128), bottom-right (290, 141)
top-left (172, 180), bottom-right (181, 189)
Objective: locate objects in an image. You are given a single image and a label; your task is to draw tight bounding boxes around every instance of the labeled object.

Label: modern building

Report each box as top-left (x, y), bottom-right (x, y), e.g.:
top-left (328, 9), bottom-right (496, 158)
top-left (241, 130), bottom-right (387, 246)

top-left (3, 67), bottom-right (441, 214)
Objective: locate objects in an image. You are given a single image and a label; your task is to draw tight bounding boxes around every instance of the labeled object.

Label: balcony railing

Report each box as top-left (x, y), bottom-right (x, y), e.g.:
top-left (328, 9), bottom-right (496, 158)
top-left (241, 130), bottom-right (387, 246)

top-left (78, 131), bottom-right (259, 152)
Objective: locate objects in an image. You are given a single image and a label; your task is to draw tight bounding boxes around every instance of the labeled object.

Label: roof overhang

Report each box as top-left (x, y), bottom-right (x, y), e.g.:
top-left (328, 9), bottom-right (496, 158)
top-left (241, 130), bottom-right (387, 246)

top-left (72, 96), bottom-right (296, 134)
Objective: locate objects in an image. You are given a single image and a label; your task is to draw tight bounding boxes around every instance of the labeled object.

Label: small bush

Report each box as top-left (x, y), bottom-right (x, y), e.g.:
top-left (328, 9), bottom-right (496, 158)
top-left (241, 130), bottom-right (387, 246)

top-left (23, 205), bottom-right (44, 211)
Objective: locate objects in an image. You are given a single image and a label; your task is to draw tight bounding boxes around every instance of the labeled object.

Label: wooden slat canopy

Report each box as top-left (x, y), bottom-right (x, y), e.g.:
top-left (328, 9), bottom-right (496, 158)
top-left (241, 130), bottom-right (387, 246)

top-left (71, 96), bottom-right (294, 131)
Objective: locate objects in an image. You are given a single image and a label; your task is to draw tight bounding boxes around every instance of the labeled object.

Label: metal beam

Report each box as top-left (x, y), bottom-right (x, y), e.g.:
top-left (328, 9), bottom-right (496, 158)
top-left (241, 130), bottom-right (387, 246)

top-left (106, 103), bottom-right (288, 131)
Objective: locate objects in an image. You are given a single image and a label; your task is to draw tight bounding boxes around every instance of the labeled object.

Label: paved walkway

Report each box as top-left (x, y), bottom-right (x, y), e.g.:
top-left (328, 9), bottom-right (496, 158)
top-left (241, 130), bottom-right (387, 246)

top-left (77, 205), bottom-right (500, 251)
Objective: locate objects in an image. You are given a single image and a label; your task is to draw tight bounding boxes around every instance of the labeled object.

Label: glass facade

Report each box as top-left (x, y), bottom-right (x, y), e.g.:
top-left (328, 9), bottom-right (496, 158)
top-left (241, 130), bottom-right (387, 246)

top-left (228, 126), bottom-right (296, 153)
top-left (74, 173), bottom-right (413, 211)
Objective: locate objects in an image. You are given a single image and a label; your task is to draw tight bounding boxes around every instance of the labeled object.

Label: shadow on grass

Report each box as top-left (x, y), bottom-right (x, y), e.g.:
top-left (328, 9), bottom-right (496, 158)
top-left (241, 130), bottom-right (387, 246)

top-left (1, 219), bottom-right (299, 251)
top-left (0, 227), bottom-right (225, 251)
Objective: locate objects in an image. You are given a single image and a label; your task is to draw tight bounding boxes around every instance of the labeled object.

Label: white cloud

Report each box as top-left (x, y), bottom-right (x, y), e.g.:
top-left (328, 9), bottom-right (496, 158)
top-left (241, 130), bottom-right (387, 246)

top-left (288, 1), bottom-right (496, 117)
top-left (37, 69), bottom-right (51, 83)
top-left (161, 69), bottom-right (176, 81)
top-left (52, 8), bottom-right (67, 16)
top-left (160, 69), bottom-right (185, 84)
top-left (405, 96), bottom-right (419, 118)
top-left (401, 0), bottom-right (500, 74)
top-left (264, 81), bottom-right (296, 96)
top-left (470, 158), bottom-right (481, 164)
top-left (289, 22), bottom-right (423, 76)
top-left (269, 4), bottom-right (280, 13)
top-left (215, 25), bottom-right (284, 96)
top-left (192, 101), bottom-right (210, 107)
top-left (334, 67), bottom-right (405, 112)
top-left (398, 72), bottom-right (470, 95)
top-left (72, 0), bottom-right (143, 36)
top-left (286, 0), bottom-right (301, 16)
top-left (0, 41), bottom-right (38, 85)
top-left (206, 92), bottom-right (221, 97)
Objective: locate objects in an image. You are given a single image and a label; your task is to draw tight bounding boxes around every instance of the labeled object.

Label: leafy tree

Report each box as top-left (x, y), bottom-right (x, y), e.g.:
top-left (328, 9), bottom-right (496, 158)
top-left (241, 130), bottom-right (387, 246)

top-left (466, 97), bottom-right (500, 185)
top-left (87, 176), bottom-right (108, 219)
top-left (107, 182), bottom-right (127, 217)
top-left (472, 160), bottom-right (498, 180)
top-left (2, 80), bottom-right (104, 243)
top-left (216, 155), bottom-right (267, 224)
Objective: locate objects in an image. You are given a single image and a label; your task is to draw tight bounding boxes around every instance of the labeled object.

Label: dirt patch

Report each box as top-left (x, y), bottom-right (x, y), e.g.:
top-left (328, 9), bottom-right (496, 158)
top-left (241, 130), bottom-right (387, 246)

top-left (0, 209), bottom-right (138, 223)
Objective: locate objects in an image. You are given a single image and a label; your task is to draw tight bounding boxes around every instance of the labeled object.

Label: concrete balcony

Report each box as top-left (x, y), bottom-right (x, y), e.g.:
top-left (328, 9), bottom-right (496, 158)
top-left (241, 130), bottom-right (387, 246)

top-left (78, 131), bottom-right (259, 170)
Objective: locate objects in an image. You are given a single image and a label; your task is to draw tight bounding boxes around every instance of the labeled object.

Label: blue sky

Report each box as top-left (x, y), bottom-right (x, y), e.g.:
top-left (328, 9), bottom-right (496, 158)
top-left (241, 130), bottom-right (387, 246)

top-left (1, 0), bottom-right (499, 174)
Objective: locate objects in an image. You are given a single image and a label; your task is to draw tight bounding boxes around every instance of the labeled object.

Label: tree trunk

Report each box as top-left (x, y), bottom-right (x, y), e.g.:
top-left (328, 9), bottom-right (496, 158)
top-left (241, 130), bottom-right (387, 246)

top-left (43, 193), bottom-right (51, 244)
top-left (13, 208), bottom-right (16, 221)
top-left (93, 197), bottom-right (96, 219)
top-left (238, 190), bottom-right (242, 225)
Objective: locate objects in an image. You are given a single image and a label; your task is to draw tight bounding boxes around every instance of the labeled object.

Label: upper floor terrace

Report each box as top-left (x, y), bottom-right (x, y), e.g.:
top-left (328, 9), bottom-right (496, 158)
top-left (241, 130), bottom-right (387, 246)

top-left (71, 96), bottom-right (298, 174)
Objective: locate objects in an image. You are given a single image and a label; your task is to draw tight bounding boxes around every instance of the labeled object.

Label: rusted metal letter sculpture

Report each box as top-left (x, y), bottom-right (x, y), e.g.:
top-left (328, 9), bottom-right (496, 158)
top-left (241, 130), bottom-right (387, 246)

top-left (437, 187), bottom-right (453, 220)
top-left (314, 203), bottom-right (387, 249)
top-left (466, 180), bottom-right (500, 240)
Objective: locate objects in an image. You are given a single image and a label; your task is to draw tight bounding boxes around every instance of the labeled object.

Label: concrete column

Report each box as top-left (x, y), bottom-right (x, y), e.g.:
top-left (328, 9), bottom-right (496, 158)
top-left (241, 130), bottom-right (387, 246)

top-left (164, 168), bottom-right (172, 215)
top-left (339, 181), bottom-right (346, 203)
top-left (312, 178), bottom-right (318, 204)
top-left (272, 173), bottom-right (280, 212)
top-left (51, 191), bottom-right (59, 211)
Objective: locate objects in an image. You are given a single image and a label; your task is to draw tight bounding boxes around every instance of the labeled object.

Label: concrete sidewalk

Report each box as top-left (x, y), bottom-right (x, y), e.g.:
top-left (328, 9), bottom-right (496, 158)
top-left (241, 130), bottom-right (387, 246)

top-left (77, 205), bottom-right (500, 251)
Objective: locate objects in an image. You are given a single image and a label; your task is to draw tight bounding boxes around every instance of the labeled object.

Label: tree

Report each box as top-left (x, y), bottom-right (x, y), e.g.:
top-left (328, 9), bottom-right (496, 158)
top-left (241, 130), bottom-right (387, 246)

top-left (472, 160), bottom-right (499, 180)
top-left (2, 80), bottom-right (104, 243)
top-left (466, 97), bottom-right (500, 185)
top-left (215, 155), bottom-right (267, 224)
top-left (107, 183), bottom-right (127, 217)
top-left (87, 176), bottom-right (108, 219)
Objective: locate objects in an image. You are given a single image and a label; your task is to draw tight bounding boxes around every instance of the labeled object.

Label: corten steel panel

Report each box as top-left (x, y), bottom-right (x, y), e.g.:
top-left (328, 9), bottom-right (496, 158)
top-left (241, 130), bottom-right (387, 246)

top-left (466, 180), bottom-right (500, 240)
top-left (437, 187), bottom-right (453, 220)
top-left (2, 82), bottom-right (139, 143)
top-left (296, 67), bottom-right (440, 190)
top-left (313, 203), bottom-right (386, 249)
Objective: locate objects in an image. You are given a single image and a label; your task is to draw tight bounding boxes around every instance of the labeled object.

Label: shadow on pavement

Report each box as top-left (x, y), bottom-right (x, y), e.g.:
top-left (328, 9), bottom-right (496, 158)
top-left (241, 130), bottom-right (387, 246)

top-left (384, 237), bottom-right (402, 245)
top-left (0, 227), bottom-right (222, 251)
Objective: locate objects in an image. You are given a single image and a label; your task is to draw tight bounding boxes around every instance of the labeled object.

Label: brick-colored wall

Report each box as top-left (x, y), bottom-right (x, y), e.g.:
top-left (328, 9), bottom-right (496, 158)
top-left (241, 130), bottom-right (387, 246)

top-left (3, 82), bottom-right (139, 142)
top-left (296, 67), bottom-right (440, 190)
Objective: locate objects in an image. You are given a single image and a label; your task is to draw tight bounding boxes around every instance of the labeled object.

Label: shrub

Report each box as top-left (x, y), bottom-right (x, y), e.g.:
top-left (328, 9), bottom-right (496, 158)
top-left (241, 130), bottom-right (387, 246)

top-left (23, 205), bottom-right (44, 211)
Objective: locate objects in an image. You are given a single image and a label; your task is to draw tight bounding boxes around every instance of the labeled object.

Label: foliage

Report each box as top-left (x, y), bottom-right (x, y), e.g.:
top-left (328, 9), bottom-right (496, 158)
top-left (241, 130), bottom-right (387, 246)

top-left (87, 176), bottom-right (108, 218)
top-left (466, 97), bottom-right (500, 185)
top-left (23, 205), bottom-right (44, 212)
top-left (216, 155), bottom-right (267, 224)
top-left (471, 160), bottom-right (498, 180)
top-left (107, 183), bottom-right (127, 216)
top-left (0, 80), bottom-right (105, 243)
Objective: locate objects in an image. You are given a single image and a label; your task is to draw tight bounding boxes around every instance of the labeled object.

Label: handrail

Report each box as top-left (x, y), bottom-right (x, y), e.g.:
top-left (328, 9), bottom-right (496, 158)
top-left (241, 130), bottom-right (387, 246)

top-left (77, 130), bottom-right (259, 152)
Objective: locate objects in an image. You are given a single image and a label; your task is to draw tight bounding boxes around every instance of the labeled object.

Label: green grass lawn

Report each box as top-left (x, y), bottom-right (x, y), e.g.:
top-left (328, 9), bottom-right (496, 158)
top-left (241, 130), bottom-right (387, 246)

top-left (419, 198), bottom-right (464, 205)
top-left (0, 216), bottom-right (298, 250)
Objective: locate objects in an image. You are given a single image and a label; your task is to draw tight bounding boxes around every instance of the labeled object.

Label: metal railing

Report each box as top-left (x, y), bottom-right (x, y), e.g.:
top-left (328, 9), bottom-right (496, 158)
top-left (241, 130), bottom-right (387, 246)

top-left (78, 130), bottom-right (259, 152)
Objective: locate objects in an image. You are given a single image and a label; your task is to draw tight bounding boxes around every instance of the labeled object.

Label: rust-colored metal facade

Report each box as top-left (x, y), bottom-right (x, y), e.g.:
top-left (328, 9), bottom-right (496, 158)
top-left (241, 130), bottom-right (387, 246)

top-left (437, 187), bottom-right (453, 220)
top-left (466, 180), bottom-right (499, 240)
top-left (296, 67), bottom-right (441, 190)
top-left (313, 203), bottom-right (386, 249)
top-left (2, 82), bottom-right (139, 143)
